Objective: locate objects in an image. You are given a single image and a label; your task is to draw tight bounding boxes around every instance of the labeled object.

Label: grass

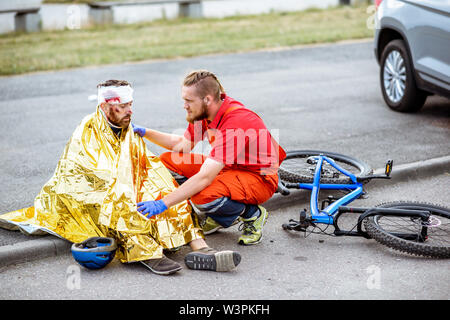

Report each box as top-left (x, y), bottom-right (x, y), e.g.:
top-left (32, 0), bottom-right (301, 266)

top-left (0, 5), bottom-right (374, 76)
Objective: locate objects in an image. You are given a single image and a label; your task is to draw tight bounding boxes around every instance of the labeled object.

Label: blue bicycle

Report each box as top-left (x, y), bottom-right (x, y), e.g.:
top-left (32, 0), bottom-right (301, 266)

top-left (277, 150), bottom-right (450, 259)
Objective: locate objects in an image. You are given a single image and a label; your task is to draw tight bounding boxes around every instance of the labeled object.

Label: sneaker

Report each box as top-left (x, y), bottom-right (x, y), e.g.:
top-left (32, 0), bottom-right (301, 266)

top-left (238, 205), bottom-right (268, 245)
top-left (140, 254), bottom-right (182, 275)
top-left (184, 247), bottom-right (241, 272)
top-left (201, 216), bottom-right (239, 235)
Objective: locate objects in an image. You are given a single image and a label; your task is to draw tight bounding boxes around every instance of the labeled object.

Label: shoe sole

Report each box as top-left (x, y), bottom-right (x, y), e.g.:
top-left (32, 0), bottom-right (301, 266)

top-left (238, 236), bottom-right (263, 246)
top-left (203, 219), bottom-right (240, 235)
top-left (140, 260), bottom-right (182, 276)
top-left (238, 206), bottom-right (268, 246)
top-left (203, 225), bottom-right (222, 235)
top-left (184, 251), bottom-right (241, 272)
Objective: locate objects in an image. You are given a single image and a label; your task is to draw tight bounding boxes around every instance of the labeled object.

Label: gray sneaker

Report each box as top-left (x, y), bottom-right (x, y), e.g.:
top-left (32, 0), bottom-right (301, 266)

top-left (184, 247), bottom-right (241, 272)
top-left (140, 255), bottom-right (182, 275)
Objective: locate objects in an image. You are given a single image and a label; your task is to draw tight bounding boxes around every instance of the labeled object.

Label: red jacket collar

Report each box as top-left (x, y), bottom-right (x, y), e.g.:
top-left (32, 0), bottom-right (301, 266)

top-left (208, 94), bottom-right (244, 129)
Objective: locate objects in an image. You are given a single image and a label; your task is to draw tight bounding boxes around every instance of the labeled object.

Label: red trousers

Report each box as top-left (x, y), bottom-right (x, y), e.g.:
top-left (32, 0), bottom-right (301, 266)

top-left (159, 152), bottom-right (278, 206)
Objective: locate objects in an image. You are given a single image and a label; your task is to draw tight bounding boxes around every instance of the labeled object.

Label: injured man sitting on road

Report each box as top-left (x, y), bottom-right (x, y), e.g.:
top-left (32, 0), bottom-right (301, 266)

top-left (0, 80), bottom-right (241, 275)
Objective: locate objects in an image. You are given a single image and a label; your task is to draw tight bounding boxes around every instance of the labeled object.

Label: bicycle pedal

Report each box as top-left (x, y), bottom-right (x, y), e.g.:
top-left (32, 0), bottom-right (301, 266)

top-left (282, 220), bottom-right (302, 231)
top-left (385, 159), bottom-right (393, 176)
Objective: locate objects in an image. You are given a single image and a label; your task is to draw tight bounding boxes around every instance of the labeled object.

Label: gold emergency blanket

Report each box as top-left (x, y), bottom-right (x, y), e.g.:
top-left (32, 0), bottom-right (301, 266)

top-left (0, 107), bottom-right (204, 262)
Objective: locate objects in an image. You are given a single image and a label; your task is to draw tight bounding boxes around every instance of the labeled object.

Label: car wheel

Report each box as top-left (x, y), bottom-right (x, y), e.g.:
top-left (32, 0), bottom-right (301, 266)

top-left (380, 39), bottom-right (427, 112)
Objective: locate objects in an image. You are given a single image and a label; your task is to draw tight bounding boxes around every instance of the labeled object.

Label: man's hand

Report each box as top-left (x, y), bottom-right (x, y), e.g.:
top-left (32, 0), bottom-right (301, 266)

top-left (161, 158), bottom-right (224, 208)
top-left (137, 199), bottom-right (168, 218)
top-left (132, 123), bottom-right (146, 137)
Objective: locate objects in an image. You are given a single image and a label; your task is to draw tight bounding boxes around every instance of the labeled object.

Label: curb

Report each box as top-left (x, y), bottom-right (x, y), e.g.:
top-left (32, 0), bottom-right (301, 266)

top-left (1, 155), bottom-right (449, 268)
top-left (372, 155), bottom-right (450, 183)
top-left (0, 236), bottom-right (71, 268)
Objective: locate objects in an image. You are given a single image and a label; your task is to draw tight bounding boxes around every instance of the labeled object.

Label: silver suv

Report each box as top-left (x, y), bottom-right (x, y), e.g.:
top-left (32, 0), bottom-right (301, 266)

top-left (374, 0), bottom-right (450, 112)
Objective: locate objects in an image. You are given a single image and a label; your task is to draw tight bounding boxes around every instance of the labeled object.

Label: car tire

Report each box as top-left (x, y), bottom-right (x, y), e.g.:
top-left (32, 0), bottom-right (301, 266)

top-left (379, 39), bottom-right (427, 112)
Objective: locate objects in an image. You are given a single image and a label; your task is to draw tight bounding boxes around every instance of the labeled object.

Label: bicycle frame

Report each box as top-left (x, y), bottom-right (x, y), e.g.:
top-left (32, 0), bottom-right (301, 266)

top-left (280, 151), bottom-right (449, 258)
top-left (296, 155), bottom-right (364, 225)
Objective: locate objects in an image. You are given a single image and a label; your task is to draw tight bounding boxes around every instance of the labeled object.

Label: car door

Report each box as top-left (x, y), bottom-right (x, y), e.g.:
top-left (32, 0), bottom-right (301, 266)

top-left (404, 0), bottom-right (450, 91)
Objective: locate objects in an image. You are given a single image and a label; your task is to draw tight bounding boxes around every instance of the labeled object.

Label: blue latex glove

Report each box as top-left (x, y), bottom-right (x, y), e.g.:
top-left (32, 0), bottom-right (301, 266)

top-left (132, 123), bottom-right (146, 137)
top-left (137, 199), bottom-right (168, 218)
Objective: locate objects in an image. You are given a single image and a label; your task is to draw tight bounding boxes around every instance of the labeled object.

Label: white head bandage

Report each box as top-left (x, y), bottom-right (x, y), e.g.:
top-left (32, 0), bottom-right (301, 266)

top-left (98, 85), bottom-right (133, 105)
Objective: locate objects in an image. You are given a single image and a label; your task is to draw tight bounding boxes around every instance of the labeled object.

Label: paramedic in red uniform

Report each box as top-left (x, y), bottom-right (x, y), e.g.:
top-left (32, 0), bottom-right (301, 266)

top-left (133, 70), bottom-right (285, 247)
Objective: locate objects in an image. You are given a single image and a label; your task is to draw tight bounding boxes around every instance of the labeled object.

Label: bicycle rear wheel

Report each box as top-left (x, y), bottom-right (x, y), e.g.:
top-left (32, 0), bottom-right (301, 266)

top-left (364, 202), bottom-right (450, 258)
top-left (278, 150), bottom-right (372, 184)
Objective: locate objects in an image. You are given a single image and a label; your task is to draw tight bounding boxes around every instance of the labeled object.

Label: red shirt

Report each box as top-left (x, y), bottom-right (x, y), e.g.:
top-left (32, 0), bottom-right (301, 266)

top-left (184, 95), bottom-right (285, 175)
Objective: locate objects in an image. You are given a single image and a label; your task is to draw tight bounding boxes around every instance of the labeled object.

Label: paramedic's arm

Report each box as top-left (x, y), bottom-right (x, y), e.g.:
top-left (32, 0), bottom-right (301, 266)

top-left (162, 158), bottom-right (224, 207)
top-left (133, 124), bottom-right (194, 152)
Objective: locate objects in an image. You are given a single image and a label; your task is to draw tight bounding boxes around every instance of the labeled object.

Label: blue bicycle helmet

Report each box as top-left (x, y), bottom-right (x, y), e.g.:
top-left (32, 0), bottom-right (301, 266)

top-left (71, 237), bottom-right (117, 270)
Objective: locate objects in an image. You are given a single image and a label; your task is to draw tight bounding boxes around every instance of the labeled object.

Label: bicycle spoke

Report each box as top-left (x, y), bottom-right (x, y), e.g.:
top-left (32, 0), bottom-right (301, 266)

top-left (280, 157), bottom-right (360, 180)
top-left (375, 215), bottom-right (450, 247)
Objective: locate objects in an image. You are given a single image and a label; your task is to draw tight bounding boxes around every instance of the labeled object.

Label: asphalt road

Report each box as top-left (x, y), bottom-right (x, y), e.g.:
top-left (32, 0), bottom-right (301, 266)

top-left (0, 40), bottom-right (449, 301)
top-left (0, 40), bottom-right (448, 217)
top-left (1, 173), bottom-right (449, 300)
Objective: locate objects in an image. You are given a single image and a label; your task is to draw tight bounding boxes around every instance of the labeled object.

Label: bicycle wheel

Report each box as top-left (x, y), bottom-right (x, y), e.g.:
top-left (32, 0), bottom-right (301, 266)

top-left (278, 150), bottom-right (372, 184)
top-left (364, 202), bottom-right (450, 258)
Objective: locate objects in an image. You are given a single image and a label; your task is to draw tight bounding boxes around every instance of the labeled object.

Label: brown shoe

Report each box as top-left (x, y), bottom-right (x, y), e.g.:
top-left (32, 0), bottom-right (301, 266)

top-left (140, 255), bottom-right (182, 275)
top-left (184, 247), bottom-right (241, 272)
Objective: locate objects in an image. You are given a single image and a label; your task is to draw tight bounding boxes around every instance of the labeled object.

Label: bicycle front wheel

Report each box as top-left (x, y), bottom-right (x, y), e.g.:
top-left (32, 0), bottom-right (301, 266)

top-left (364, 202), bottom-right (450, 258)
top-left (278, 150), bottom-right (372, 184)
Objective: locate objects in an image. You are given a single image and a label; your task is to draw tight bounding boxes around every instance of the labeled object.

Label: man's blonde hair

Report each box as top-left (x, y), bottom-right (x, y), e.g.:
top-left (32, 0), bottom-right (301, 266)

top-left (183, 70), bottom-right (225, 102)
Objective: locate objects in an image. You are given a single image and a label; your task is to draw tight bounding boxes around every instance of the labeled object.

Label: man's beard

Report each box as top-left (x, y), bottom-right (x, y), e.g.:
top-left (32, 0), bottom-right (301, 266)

top-left (186, 101), bottom-right (208, 124)
top-left (108, 112), bottom-right (131, 129)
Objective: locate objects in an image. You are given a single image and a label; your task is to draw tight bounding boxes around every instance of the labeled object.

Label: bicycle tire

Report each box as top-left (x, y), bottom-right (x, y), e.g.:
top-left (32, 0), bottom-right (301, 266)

top-left (278, 150), bottom-right (372, 184)
top-left (364, 201), bottom-right (450, 259)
